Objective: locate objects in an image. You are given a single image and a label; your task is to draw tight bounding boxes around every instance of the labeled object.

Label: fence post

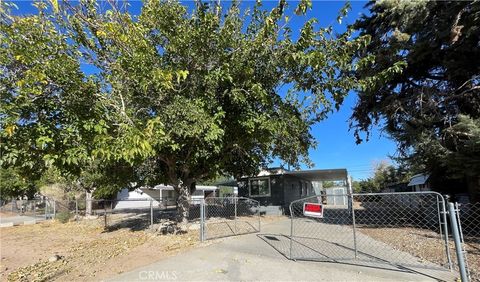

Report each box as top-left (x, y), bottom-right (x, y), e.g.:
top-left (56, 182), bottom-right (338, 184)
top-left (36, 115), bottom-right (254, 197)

top-left (234, 197), bottom-right (237, 235)
top-left (75, 199), bottom-right (78, 220)
top-left (448, 202), bottom-right (468, 282)
top-left (440, 196), bottom-right (453, 270)
top-left (289, 203), bottom-right (295, 260)
top-left (455, 202), bottom-right (470, 278)
top-left (455, 203), bottom-right (465, 243)
top-left (150, 200), bottom-right (154, 226)
top-left (53, 200), bottom-right (56, 219)
top-left (33, 200), bottom-right (36, 218)
top-left (350, 193), bottom-right (358, 259)
top-left (200, 199), bottom-right (205, 242)
top-left (104, 202), bottom-right (107, 228)
top-left (258, 201), bottom-right (261, 232)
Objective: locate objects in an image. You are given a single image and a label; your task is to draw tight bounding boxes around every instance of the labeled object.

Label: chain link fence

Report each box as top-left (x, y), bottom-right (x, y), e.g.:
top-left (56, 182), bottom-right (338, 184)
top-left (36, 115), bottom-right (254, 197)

top-left (289, 192), bottom-right (452, 271)
top-left (0, 198), bottom-right (56, 222)
top-left (203, 197), bottom-right (260, 240)
top-left (1, 196), bottom-right (260, 241)
top-left (455, 202), bottom-right (480, 281)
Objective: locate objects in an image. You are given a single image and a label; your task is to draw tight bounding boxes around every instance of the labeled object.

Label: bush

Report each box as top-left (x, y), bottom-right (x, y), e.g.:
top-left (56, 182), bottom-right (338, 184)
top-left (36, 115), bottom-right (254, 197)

top-left (56, 211), bottom-right (72, 223)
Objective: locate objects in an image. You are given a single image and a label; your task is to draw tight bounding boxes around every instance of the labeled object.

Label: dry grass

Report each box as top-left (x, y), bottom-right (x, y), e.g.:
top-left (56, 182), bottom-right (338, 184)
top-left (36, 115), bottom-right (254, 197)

top-left (358, 227), bottom-right (480, 280)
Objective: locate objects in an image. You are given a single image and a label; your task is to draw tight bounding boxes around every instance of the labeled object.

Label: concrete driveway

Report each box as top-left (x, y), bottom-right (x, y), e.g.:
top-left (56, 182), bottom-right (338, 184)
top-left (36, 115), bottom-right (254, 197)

top-left (0, 215), bottom-right (47, 227)
top-left (109, 218), bottom-right (458, 282)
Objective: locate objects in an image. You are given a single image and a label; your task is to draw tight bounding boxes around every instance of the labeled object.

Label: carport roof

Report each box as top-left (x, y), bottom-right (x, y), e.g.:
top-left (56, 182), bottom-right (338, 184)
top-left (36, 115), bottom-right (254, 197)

top-left (284, 169), bottom-right (348, 182)
top-left (221, 168), bottom-right (349, 185)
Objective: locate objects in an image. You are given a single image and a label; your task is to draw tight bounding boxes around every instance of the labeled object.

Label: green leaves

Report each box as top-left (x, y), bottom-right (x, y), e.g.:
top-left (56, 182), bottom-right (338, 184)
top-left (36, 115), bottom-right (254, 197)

top-left (295, 0), bottom-right (312, 16)
top-left (349, 1), bottom-right (480, 195)
top-left (1, 0), bottom-right (368, 195)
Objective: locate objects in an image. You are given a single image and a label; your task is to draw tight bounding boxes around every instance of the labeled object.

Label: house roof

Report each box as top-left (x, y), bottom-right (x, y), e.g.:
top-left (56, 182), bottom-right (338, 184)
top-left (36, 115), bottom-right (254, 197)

top-left (150, 185), bottom-right (218, 191)
top-left (219, 168), bottom-right (349, 186)
top-left (408, 174), bottom-right (430, 186)
top-left (215, 179), bottom-right (238, 187)
top-left (284, 169), bottom-right (348, 182)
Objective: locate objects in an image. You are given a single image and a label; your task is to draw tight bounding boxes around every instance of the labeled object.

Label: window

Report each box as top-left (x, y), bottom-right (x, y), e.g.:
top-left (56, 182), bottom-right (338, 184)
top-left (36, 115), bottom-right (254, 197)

top-left (249, 178), bottom-right (271, 197)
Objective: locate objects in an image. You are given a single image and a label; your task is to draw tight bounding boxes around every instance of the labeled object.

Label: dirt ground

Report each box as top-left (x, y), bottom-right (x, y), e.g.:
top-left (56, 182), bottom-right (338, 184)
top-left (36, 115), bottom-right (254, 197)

top-left (358, 227), bottom-right (480, 280)
top-left (0, 220), bottom-right (200, 282)
top-left (0, 214), bottom-right (284, 282)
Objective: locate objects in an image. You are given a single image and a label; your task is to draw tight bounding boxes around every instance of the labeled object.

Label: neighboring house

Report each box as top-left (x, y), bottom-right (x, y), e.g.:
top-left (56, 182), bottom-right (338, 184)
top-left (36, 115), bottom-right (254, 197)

top-left (115, 187), bottom-right (161, 209)
top-left (235, 168), bottom-right (350, 215)
top-left (155, 185), bottom-right (218, 205)
top-left (381, 182), bottom-right (409, 193)
top-left (408, 174), bottom-right (431, 192)
top-left (115, 185), bottom-right (218, 209)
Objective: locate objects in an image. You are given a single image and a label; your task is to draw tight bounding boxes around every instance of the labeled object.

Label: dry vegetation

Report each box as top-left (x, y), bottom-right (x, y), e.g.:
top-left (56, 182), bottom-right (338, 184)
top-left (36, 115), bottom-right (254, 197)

top-left (358, 227), bottom-right (480, 280)
top-left (0, 219), bottom-right (200, 282)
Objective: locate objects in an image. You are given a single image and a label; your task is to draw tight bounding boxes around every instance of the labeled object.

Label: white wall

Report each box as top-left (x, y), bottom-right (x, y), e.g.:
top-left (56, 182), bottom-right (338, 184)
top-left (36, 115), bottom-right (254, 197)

top-left (115, 188), bottom-right (161, 209)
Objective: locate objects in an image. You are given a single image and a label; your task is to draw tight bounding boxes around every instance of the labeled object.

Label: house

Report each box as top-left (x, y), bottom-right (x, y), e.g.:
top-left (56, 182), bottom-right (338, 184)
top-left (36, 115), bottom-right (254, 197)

top-left (235, 168), bottom-right (350, 215)
top-left (408, 173), bottom-right (431, 192)
top-left (115, 185), bottom-right (218, 209)
top-left (154, 185), bottom-right (218, 205)
top-left (381, 182), bottom-right (409, 193)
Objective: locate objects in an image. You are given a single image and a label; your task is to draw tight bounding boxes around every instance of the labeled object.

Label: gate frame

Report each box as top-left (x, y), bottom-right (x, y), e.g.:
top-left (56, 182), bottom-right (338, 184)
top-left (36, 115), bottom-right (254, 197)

top-left (289, 191), bottom-right (453, 270)
top-left (199, 196), bottom-right (260, 241)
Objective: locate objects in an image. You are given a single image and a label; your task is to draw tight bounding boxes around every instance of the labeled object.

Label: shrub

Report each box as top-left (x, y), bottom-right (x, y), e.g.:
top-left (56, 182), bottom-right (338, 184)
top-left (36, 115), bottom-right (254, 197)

top-left (56, 211), bottom-right (72, 223)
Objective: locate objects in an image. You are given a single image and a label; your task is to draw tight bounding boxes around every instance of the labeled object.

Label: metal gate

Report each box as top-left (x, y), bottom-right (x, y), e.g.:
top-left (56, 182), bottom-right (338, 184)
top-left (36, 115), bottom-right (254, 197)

top-left (199, 197), bottom-right (260, 240)
top-left (289, 192), bottom-right (452, 270)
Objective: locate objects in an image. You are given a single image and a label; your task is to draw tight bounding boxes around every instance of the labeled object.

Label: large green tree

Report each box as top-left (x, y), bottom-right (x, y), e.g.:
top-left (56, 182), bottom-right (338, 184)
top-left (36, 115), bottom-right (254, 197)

top-left (1, 0), bottom-right (368, 226)
top-left (349, 1), bottom-right (480, 200)
top-left (0, 1), bottom-right (133, 211)
top-left (0, 1), bottom-right (101, 200)
top-left (0, 167), bottom-right (36, 199)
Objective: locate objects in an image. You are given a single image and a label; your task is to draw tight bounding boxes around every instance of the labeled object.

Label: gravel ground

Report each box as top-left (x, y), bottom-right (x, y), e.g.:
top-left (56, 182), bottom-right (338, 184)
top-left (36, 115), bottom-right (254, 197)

top-left (463, 237), bottom-right (480, 281)
top-left (358, 227), bottom-right (480, 281)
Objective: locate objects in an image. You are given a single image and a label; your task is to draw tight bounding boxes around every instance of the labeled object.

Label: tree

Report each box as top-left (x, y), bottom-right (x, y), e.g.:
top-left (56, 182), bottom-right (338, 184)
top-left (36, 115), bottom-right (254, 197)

top-left (0, 167), bottom-right (35, 200)
top-left (1, 0), bottom-right (368, 227)
top-left (348, 1), bottom-right (480, 200)
top-left (353, 162), bottom-right (410, 193)
top-left (0, 1), bottom-right (147, 209)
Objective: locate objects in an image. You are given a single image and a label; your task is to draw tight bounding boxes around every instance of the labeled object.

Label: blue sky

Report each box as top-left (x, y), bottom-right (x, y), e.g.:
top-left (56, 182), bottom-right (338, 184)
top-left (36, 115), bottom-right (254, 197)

top-left (13, 1), bottom-right (398, 180)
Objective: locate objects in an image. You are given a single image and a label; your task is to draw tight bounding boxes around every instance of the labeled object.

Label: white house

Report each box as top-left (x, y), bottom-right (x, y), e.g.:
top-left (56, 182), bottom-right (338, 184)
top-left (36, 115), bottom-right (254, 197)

top-left (114, 185), bottom-right (218, 210)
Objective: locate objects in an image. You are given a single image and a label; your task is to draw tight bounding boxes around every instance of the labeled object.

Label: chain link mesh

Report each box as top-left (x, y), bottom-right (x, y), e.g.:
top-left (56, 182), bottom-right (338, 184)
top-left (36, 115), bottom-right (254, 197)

top-left (204, 197), bottom-right (260, 240)
top-left (289, 192), bottom-right (451, 271)
top-left (0, 199), bottom-right (55, 221)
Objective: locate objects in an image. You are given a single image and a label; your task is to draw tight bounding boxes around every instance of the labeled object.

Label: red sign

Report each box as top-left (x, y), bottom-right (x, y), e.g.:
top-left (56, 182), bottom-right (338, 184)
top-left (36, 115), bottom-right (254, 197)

top-left (303, 203), bottom-right (323, 218)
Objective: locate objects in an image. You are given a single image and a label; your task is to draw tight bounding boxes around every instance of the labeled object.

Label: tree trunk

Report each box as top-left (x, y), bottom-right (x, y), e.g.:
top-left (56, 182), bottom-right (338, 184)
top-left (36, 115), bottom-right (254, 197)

top-left (175, 181), bottom-right (192, 232)
top-left (86, 190), bottom-right (93, 216)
